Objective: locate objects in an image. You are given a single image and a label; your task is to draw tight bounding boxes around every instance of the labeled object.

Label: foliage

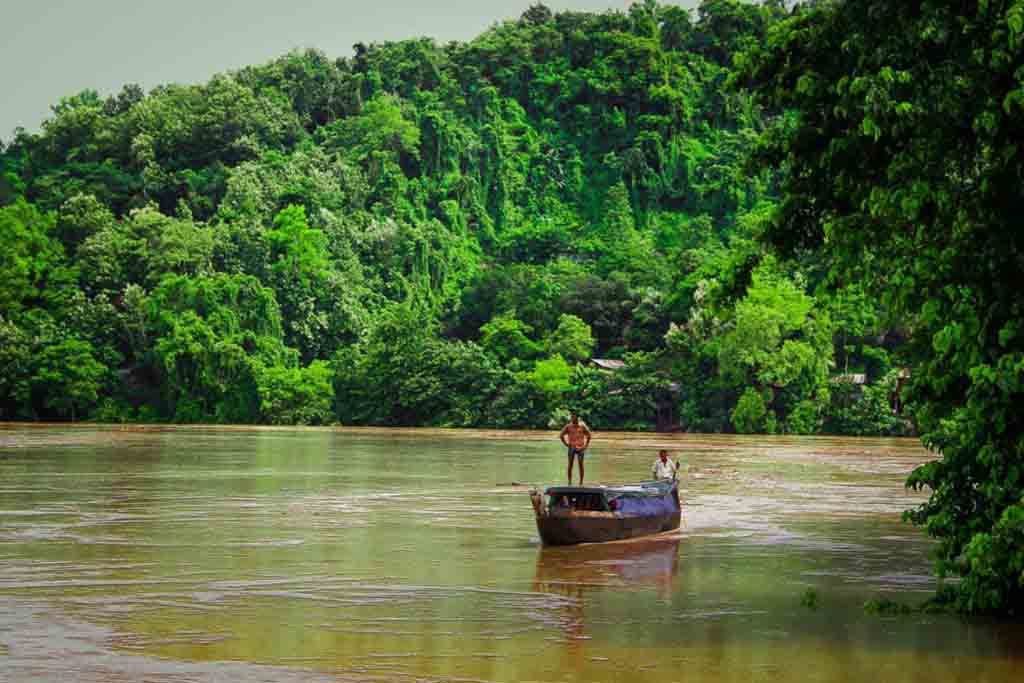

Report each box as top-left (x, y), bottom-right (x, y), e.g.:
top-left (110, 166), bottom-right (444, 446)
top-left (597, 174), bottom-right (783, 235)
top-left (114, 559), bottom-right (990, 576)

top-left (256, 361), bottom-right (334, 425)
top-left (545, 314), bottom-right (595, 363)
top-left (529, 355), bottom-right (573, 396)
top-left (78, 205), bottom-right (213, 292)
top-left (824, 372), bottom-right (910, 437)
top-left (863, 597), bottom-right (912, 617)
top-left (957, 504), bottom-right (1024, 614)
top-left (785, 399), bottom-right (820, 436)
top-left (488, 373), bottom-right (552, 429)
top-left (0, 317), bottom-right (35, 417)
top-left (799, 587), bottom-right (819, 610)
top-left (267, 204), bottom-right (329, 285)
top-left (480, 313), bottom-right (541, 366)
top-left (0, 2), bottom-right (902, 444)
top-left (718, 263), bottom-right (832, 430)
top-left (741, 0), bottom-right (1024, 613)
top-left (334, 302), bottom-right (505, 426)
top-left (731, 387), bottom-right (768, 434)
top-left (148, 273), bottom-right (291, 422)
top-left (0, 199), bottom-right (62, 314)
top-left (31, 338), bottom-right (108, 420)
top-left (319, 94), bottom-right (420, 164)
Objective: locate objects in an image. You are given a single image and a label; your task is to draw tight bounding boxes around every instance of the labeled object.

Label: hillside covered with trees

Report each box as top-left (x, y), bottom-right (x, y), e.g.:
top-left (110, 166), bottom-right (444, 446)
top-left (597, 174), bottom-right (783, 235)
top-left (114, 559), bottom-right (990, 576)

top-left (0, 0), bottom-right (908, 435)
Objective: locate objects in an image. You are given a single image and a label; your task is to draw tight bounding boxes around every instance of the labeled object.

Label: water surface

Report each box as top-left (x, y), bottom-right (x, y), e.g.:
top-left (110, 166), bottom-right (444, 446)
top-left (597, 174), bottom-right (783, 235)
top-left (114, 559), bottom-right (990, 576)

top-left (1, 425), bottom-right (1021, 681)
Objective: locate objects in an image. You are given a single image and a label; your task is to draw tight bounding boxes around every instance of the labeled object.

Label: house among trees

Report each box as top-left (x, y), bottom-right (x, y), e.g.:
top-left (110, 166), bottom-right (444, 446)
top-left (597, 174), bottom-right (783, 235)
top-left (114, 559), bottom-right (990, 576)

top-left (590, 358), bottom-right (626, 372)
top-left (589, 358), bottom-right (681, 432)
top-left (830, 373), bottom-right (867, 386)
top-left (830, 369), bottom-right (910, 415)
top-left (892, 368), bottom-right (911, 415)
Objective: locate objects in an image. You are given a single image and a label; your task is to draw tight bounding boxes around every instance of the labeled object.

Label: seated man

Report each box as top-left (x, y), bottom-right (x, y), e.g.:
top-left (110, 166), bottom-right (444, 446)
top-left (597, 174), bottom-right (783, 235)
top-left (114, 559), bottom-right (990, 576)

top-left (651, 449), bottom-right (679, 480)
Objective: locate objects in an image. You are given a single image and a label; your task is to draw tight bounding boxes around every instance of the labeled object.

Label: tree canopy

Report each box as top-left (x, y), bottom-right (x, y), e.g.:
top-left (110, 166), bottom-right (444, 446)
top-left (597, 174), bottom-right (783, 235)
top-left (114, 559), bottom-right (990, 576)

top-left (740, 0), bottom-right (1024, 615)
top-left (0, 1), bottom-right (904, 442)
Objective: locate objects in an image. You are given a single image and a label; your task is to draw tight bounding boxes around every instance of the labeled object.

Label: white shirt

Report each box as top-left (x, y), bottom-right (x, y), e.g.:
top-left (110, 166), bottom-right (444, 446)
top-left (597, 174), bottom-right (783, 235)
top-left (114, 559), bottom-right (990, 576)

top-left (652, 458), bottom-right (678, 480)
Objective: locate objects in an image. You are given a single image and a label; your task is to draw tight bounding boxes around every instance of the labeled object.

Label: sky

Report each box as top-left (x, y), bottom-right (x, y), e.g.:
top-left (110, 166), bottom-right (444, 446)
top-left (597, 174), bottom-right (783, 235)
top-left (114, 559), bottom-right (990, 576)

top-left (2, 0), bottom-right (699, 138)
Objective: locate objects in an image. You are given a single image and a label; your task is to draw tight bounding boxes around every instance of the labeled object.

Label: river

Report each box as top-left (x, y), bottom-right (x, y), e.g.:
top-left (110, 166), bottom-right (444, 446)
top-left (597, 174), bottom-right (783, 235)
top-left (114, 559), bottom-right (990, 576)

top-left (0, 425), bottom-right (1021, 681)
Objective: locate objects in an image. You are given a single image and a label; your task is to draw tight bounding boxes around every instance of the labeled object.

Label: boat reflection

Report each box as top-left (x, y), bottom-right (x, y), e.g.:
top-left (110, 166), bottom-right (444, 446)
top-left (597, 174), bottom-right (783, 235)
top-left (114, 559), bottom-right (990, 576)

top-left (533, 536), bottom-right (681, 649)
top-left (534, 534), bottom-right (680, 596)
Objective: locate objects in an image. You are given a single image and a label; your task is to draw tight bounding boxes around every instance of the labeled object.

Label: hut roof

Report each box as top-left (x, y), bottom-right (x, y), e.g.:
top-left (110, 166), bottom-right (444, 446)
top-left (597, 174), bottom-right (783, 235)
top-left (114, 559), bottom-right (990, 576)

top-left (591, 358), bottom-right (626, 371)
top-left (831, 373), bottom-right (867, 385)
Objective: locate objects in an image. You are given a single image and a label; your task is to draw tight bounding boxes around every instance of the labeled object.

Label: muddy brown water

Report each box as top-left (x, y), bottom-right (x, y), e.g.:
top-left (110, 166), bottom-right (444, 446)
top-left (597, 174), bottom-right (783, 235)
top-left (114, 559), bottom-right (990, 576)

top-left (0, 425), bottom-right (1021, 682)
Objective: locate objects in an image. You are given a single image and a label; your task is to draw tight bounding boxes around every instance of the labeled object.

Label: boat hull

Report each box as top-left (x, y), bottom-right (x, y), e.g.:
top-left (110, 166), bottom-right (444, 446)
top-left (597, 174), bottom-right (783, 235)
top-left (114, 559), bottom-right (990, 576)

top-left (535, 510), bottom-right (680, 546)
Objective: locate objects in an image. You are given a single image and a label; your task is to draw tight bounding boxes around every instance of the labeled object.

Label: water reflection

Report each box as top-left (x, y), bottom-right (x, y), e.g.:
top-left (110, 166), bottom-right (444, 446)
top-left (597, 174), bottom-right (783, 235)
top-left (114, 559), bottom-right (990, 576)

top-left (534, 536), bottom-right (680, 595)
top-left (534, 536), bottom-right (680, 651)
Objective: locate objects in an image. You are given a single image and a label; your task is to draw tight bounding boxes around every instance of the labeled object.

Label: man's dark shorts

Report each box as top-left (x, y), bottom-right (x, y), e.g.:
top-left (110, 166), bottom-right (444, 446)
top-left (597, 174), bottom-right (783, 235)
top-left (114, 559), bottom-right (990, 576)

top-left (567, 447), bottom-right (585, 461)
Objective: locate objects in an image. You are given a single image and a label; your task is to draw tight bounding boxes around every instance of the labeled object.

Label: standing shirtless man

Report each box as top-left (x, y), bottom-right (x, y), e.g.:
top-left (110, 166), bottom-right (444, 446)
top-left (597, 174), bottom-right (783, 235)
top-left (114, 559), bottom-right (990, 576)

top-left (560, 412), bottom-right (592, 485)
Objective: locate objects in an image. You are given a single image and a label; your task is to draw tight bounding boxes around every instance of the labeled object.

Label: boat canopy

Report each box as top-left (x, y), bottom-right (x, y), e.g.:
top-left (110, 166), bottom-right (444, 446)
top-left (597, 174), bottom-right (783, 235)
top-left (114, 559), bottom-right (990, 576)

top-left (544, 480), bottom-right (675, 499)
top-left (544, 480), bottom-right (677, 518)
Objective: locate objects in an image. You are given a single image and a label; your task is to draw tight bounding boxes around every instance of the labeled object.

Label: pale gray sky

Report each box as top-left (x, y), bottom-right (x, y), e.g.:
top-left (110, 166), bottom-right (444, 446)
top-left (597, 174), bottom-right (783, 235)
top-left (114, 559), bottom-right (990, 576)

top-left (2, 1), bottom-right (698, 139)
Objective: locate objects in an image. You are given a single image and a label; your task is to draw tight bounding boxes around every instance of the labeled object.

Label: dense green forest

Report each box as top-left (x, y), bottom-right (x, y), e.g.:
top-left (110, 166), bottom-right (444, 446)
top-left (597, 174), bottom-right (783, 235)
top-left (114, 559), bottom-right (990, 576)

top-left (0, 0), bottom-right (909, 436)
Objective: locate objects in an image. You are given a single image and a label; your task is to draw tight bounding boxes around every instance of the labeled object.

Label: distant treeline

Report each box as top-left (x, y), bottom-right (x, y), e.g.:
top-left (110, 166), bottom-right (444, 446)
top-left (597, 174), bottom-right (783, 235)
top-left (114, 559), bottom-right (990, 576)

top-left (0, 1), bottom-right (908, 437)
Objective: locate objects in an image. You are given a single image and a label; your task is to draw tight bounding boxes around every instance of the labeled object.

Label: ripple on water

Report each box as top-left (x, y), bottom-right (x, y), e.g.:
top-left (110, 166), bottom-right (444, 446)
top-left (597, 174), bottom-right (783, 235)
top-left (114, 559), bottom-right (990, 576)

top-left (3, 426), bottom-right (1023, 682)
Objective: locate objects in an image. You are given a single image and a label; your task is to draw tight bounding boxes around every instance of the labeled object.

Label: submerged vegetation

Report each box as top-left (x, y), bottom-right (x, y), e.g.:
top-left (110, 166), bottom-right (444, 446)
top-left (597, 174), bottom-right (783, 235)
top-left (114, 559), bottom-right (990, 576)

top-left (799, 587), bottom-right (819, 610)
top-left (2, 1), bottom-right (1022, 614)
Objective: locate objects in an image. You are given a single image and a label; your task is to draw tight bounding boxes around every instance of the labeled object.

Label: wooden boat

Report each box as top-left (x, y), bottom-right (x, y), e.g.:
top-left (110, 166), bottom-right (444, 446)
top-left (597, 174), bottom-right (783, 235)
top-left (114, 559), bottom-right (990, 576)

top-left (529, 478), bottom-right (681, 546)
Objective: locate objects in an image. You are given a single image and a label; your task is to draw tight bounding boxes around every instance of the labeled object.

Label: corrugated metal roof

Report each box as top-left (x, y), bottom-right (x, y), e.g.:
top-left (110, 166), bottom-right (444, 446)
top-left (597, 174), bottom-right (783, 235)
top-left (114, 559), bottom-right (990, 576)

top-left (591, 358), bottom-right (626, 371)
top-left (831, 373), bottom-right (867, 385)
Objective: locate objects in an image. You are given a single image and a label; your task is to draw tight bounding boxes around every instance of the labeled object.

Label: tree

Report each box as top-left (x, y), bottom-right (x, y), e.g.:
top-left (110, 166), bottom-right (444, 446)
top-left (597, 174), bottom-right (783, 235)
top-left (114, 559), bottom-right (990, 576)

top-left (267, 205), bottom-right (330, 285)
top-left (545, 314), bottom-right (595, 363)
top-left (77, 206), bottom-right (213, 292)
top-left (257, 361), bottom-right (334, 425)
top-left (732, 387), bottom-right (769, 434)
top-left (264, 204), bottom-right (372, 360)
top-left (521, 4), bottom-right (553, 25)
top-left (334, 302), bottom-right (505, 426)
top-left (0, 318), bottom-right (33, 418)
top-left (55, 193), bottom-right (114, 253)
top-left (824, 370), bottom-right (909, 437)
top-left (319, 93), bottom-right (420, 164)
top-left (486, 354), bottom-right (573, 429)
top-left (559, 274), bottom-right (639, 355)
top-left (32, 338), bottom-right (107, 420)
top-left (590, 181), bottom-right (658, 280)
top-left (143, 209), bottom-right (214, 285)
top-left (529, 355), bottom-right (573, 396)
top-left (216, 147), bottom-right (368, 225)
top-left (718, 263), bottom-right (832, 430)
top-left (149, 273), bottom-right (292, 422)
top-left (480, 313), bottom-right (541, 365)
top-left (741, 0), bottom-right (1024, 613)
top-left (433, 339), bottom-right (507, 426)
top-left (0, 199), bottom-right (62, 314)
